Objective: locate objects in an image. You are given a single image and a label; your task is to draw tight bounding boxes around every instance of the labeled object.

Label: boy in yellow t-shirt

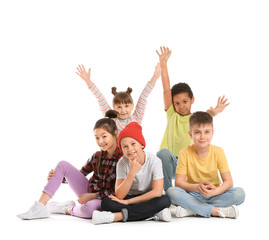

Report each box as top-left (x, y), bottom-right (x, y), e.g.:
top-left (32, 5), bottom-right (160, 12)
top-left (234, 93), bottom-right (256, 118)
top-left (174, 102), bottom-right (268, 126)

top-left (167, 111), bottom-right (245, 218)
top-left (156, 46), bottom-right (229, 191)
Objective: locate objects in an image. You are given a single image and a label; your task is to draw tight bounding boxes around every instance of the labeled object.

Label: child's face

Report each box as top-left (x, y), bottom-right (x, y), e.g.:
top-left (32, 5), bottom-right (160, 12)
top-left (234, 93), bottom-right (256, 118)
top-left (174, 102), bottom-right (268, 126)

top-left (113, 103), bottom-right (134, 120)
top-left (173, 92), bottom-right (194, 116)
top-left (189, 123), bottom-right (214, 149)
top-left (94, 128), bottom-right (117, 154)
top-left (120, 137), bottom-right (144, 161)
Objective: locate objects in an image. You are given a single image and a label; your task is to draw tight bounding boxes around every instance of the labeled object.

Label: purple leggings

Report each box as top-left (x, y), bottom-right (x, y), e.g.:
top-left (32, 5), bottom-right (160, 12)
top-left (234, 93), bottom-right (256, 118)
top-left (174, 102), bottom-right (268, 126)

top-left (43, 160), bottom-right (101, 219)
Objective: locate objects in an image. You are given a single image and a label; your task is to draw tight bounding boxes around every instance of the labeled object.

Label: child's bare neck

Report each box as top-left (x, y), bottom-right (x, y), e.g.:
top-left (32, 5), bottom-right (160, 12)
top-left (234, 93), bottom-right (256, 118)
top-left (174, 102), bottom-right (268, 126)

top-left (194, 145), bottom-right (210, 158)
top-left (138, 151), bottom-right (146, 165)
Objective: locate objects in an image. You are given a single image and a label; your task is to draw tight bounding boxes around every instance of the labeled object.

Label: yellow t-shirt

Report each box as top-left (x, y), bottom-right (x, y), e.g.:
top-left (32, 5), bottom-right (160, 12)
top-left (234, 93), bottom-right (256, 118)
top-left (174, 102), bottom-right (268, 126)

top-left (176, 145), bottom-right (230, 187)
top-left (159, 105), bottom-right (193, 157)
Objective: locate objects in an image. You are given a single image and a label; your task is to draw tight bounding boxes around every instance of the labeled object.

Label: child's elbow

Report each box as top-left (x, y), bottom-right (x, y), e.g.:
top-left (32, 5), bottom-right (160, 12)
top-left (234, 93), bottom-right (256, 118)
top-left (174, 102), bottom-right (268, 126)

top-left (154, 188), bottom-right (164, 197)
top-left (115, 190), bottom-right (125, 200)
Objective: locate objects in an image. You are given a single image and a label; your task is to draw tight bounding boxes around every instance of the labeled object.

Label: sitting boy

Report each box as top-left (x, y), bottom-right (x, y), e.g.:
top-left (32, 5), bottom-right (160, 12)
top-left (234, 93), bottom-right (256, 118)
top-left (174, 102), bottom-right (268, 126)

top-left (167, 111), bottom-right (245, 218)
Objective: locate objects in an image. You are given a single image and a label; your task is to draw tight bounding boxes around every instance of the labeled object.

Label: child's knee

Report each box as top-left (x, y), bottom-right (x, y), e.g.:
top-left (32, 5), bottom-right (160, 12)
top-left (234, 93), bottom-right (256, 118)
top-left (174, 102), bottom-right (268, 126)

top-left (157, 149), bottom-right (176, 167)
top-left (157, 149), bottom-right (171, 160)
top-left (78, 200), bottom-right (102, 218)
top-left (156, 195), bottom-right (171, 208)
top-left (232, 187), bottom-right (246, 204)
top-left (57, 160), bottom-right (71, 169)
top-left (166, 187), bottom-right (185, 203)
top-left (101, 196), bottom-right (112, 211)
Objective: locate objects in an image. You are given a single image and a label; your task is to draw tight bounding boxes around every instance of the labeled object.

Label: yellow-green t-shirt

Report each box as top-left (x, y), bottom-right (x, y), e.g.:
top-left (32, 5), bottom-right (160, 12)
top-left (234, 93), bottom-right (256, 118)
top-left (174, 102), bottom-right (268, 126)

top-left (176, 145), bottom-right (230, 187)
top-left (159, 105), bottom-right (193, 157)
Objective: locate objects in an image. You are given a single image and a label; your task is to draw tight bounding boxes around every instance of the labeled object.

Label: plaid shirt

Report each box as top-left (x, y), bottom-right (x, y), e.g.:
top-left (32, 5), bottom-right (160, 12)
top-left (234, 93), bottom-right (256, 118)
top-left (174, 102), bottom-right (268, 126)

top-left (80, 147), bottom-right (123, 199)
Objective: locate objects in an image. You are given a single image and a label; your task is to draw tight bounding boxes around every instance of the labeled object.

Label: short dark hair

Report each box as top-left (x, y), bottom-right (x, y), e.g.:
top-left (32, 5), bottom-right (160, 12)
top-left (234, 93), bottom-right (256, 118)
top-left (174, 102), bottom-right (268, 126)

top-left (189, 111), bottom-right (213, 129)
top-left (171, 83), bottom-right (193, 99)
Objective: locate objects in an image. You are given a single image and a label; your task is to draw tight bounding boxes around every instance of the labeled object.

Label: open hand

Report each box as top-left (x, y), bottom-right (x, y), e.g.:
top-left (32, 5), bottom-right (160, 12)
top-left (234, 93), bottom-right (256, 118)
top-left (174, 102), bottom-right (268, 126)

top-left (207, 95), bottom-right (230, 117)
top-left (156, 46), bottom-right (172, 64)
top-left (76, 64), bottom-right (93, 88)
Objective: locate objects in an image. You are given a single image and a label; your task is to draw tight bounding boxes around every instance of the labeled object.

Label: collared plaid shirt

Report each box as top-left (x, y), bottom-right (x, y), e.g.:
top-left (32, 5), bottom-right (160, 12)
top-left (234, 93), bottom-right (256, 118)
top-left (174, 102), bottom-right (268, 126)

top-left (80, 147), bottom-right (123, 199)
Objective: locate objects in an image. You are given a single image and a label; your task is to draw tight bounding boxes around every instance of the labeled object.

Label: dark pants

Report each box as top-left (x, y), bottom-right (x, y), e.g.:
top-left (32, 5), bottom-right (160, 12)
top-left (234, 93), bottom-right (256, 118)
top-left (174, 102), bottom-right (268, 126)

top-left (101, 195), bottom-right (171, 221)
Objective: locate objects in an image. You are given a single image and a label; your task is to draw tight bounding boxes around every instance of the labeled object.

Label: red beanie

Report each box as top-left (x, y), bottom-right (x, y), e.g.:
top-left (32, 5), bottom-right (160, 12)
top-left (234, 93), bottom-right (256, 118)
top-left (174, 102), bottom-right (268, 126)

top-left (118, 122), bottom-right (146, 152)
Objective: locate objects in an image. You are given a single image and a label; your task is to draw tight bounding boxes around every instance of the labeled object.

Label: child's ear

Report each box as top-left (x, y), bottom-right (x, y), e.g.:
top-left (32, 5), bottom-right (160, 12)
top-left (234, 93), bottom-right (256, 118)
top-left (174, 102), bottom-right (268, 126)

top-left (191, 97), bottom-right (195, 104)
top-left (188, 130), bottom-right (193, 139)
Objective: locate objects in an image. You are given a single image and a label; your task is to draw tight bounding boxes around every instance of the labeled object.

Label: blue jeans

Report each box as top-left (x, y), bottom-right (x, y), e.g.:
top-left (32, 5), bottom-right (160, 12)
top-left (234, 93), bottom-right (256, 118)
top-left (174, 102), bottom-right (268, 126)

top-left (167, 187), bottom-right (245, 218)
top-left (157, 149), bottom-right (178, 191)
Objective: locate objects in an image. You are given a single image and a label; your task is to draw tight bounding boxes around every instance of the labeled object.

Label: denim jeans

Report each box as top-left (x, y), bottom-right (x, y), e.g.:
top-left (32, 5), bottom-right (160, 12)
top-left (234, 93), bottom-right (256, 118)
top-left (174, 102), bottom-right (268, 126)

top-left (167, 187), bottom-right (245, 218)
top-left (157, 149), bottom-right (178, 191)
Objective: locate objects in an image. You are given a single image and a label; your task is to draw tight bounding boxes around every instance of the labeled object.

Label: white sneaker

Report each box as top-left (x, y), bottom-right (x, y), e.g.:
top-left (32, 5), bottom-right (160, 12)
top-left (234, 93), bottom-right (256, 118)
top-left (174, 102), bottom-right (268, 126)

top-left (154, 208), bottom-right (171, 222)
top-left (17, 201), bottom-right (49, 220)
top-left (47, 200), bottom-right (76, 214)
top-left (169, 204), bottom-right (177, 216)
top-left (92, 210), bottom-right (114, 225)
top-left (175, 206), bottom-right (196, 218)
top-left (217, 205), bottom-right (239, 219)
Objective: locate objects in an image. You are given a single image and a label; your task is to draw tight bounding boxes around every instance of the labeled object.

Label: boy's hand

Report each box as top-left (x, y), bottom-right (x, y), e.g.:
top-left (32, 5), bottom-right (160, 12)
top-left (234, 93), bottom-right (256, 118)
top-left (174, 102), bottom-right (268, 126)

top-left (156, 46), bottom-right (171, 65)
top-left (198, 181), bottom-right (217, 198)
top-left (76, 64), bottom-right (94, 88)
top-left (128, 158), bottom-right (142, 176)
top-left (109, 194), bottom-right (129, 205)
top-left (207, 95), bottom-right (230, 117)
top-left (149, 62), bottom-right (161, 87)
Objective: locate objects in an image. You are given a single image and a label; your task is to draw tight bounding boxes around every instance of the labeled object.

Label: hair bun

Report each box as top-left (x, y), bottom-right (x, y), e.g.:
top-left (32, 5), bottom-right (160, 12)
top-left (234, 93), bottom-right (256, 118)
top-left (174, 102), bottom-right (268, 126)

top-left (111, 87), bottom-right (117, 96)
top-left (105, 109), bottom-right (118, 119)
top-left (126, 87), bottom-right (132, 95)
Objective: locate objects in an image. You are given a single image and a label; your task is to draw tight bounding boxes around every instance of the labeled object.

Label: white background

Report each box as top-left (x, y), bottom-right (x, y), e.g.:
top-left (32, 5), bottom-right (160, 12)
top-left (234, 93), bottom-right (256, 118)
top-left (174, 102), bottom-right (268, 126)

top-left (1, 0), bottom-right (268, 239)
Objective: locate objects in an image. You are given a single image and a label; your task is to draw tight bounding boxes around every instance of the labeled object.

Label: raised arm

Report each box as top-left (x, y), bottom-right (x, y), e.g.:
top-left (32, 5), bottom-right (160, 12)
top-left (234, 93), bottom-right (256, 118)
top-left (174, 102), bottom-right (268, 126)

top-left (148, 62), bottom-right (161, 87)
top-left (132, 63), bottom-right (161, 124)
top-left (76, 64), bottom-right (111, 116)
top-left (156, 46), bottom-right (172, 111)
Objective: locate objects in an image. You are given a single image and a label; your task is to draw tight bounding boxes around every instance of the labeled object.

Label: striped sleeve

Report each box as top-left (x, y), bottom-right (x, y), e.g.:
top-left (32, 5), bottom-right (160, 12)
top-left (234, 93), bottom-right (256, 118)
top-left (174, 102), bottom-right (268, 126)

top-left (133, 82), bottom-right (153, 124)
top-left (89, 83), bottom-right (111, 116)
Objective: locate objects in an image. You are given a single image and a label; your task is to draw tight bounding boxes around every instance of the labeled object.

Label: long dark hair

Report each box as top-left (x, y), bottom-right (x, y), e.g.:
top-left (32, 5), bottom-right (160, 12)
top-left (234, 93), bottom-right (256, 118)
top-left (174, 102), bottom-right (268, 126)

top-left (94, 110), bottom-right (118, 174)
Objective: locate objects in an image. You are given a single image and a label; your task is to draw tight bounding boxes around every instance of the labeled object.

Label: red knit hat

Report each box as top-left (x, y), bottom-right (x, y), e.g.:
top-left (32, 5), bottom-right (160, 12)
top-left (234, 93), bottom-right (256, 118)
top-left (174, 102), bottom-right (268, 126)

top-left (118, 122), bottom-right (146, 152)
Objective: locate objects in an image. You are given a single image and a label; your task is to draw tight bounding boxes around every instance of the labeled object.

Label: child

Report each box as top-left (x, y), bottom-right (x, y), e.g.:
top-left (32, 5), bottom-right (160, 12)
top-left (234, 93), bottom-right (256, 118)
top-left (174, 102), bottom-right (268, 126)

top-left (76, 63), bottom-right (161, 134)
top-left (167, 111), bottom-right (245, 218)
top-left (17, 111), bottom-right (123, 220)
top-left (156, 46), bottom-right (230, 191)
top-left (91, 122), bottom-right (171, 224)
